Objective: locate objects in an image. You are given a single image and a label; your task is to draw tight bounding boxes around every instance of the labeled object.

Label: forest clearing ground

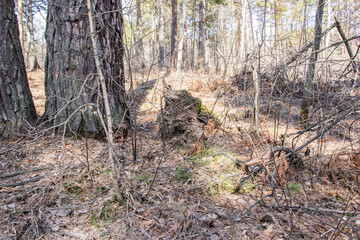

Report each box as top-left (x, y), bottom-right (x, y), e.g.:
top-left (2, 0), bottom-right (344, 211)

top-left (0, 70), bottom-right (359, 239)
top-left (28, 70), bottom-right (46, 115)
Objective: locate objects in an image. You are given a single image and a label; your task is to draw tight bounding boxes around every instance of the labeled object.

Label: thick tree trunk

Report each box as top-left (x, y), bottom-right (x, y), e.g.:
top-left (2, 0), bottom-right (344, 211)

top-left (44, 0), bottom-right (130, 135)
top-left (300, 0), bottom-right (325, 125)
top-left (86, 0), bottom-right (122, 199)
top-left (0, 0), bottom-right (36, 137)
top-left (170, 0), bottom-right (178, 71)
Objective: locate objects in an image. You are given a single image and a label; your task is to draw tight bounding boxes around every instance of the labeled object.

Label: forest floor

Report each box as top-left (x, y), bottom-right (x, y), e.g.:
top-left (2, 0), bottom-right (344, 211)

top-left (0, 70), bottom-right (359, 239)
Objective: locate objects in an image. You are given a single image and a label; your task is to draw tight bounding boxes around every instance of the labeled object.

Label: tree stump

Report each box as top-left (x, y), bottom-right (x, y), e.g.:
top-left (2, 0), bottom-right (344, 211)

top-left (157, 85), bottom-right (220, 146)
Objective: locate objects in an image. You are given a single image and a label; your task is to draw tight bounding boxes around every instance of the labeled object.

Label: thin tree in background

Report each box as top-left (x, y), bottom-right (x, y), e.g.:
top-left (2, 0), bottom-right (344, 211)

top-left (176, 0), bottom-right (187, 73)
top-left (0, 0), bottom-right (36, 138)
top-left (325, 0), bottom-right (332, 80)
top-left (273, 0), bottom-right (279, 65)
top-left (300, 0), bottom-right (325, 125)
top-left (240, 0), bottom-right (248, 65)
top-left (158, 0), bottom-right (166, 67)
top-left (136, 0), bottom-right (145, 68)
top-left (25, 0), bottom-right (39, 71)
top-left (17, 0), bottom-right (24, 46)
top-left (171, 0), bottom-right (178, 71)
top-left (198, 0), bottom-right (206, 70)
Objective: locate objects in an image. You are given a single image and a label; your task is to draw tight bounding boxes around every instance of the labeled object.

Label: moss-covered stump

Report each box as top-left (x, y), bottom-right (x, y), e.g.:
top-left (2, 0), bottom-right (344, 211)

top-left (157, 86), bottom-right (220, 145)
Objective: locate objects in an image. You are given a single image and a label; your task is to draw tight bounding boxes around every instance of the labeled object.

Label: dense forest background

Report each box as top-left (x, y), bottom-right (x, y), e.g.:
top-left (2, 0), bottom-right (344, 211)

top-left (0, 0), bottom-right (360, 239)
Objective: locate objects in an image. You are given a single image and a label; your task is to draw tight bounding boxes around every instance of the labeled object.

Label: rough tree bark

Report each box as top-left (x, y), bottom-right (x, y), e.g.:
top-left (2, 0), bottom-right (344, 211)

top-left (300, 0), bottom-right (325, 125)
top-left (44, 0), bottom-right (130, 135)
top-left (171, 0), bottom-right (178, 71)
top-left (86, 0), bottom-right (122, 199)
top-left (0, 0), bottom-right (36, 137)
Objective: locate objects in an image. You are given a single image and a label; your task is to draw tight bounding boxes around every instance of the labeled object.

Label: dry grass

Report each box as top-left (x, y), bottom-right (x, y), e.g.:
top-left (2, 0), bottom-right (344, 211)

top-left (1, 70), bottom-right (359, 239)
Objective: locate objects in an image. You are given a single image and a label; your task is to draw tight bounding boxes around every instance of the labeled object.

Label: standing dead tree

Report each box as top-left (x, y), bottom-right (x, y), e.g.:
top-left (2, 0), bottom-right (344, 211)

top-left (300, 0), bottom-right (325, 125)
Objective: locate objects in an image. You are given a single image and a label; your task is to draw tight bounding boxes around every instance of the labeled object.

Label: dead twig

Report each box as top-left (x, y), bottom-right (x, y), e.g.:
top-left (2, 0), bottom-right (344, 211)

top-left (244, 146), bottom-right (295, 170)
top-left (1, 175), bottom-right (45, 188)
top-left (0, 164), bottom-right (53, 179)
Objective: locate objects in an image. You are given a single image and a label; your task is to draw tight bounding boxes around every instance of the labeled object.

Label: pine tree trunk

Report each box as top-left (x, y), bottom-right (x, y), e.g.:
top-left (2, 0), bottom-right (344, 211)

top-left (44, 0), bottom-right (130, 135)
top-left (86, 0), bottom-right (122, 198)
top-left (0, 0), bottom-right (36, 137)
top-left (300, 0), bottom-right (325, 125)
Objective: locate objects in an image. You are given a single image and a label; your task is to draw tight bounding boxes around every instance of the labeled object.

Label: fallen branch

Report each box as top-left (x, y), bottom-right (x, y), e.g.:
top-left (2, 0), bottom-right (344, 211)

top-left (0, 146), bottom-right (20, 155)
top-left (293, 99), bottom-right (360, 153)
top-left (244, 146), bottom-right (296, 170)
top-left (236, 99), bottom-right (360, 194)
top-left (277, 205), bottom-right (359, 215)
top-left (334, 17), bottom-right (359, 87)
top-left (0, 165), bottom-right (53, 179)
top-left (0, 163), bottom-right (85, 189)
top-left (275, 22), bottom-right (337, 72)
top-left (335, 17), bottom-right (356, 66)
top-left (0, 175), bottom-right (45, 188)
